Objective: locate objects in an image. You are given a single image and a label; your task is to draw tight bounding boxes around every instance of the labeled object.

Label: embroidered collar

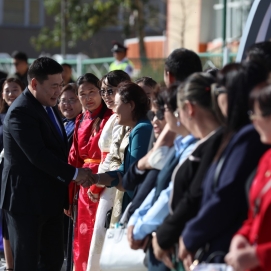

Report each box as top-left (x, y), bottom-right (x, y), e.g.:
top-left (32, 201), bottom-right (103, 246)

top-left (82, 103), bottom-right (103, 121)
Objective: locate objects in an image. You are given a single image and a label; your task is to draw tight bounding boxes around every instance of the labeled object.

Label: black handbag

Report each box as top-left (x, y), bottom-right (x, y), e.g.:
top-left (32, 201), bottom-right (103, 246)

top-left (104, 207), bottom-right (113, 229)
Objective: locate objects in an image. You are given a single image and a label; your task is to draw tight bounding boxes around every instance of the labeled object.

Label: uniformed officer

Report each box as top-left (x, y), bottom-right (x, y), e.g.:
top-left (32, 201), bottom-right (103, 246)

top-left (109, 41), bottom-right (134, 77)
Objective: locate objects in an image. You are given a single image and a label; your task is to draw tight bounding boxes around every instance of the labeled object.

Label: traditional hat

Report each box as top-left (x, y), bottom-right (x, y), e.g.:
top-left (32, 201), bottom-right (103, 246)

top-left (111, 41), bottom-right (127, 52)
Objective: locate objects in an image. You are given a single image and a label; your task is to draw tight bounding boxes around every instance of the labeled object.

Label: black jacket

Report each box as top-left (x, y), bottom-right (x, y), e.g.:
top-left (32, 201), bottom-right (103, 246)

top-left (182, 124), bottom-right (270, 261)
top-left (0, 88), bottom-right (75, 215)
top-left (156, 127), bottom-right (225, 249)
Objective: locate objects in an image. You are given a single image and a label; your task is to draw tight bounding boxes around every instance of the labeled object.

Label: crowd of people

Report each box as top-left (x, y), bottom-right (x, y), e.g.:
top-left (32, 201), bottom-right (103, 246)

top-left (0, 40), bottom-right (271, 271)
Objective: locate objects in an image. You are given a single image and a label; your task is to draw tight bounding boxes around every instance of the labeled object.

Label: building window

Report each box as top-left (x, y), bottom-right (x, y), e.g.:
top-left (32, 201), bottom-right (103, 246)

top-left (213, 0), bottom-right (253, 41)
top-left (0, 0), bottom-right (44, 27)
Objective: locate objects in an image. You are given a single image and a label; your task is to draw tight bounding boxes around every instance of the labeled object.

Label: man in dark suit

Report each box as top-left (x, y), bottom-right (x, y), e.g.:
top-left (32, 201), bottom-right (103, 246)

top-left (0, 57), bottom-right (92, 271)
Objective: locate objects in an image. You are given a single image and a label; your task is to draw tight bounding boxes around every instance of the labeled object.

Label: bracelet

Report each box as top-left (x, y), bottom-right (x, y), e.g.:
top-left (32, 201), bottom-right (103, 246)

top-left (96, 174), bottom-right (100, 185)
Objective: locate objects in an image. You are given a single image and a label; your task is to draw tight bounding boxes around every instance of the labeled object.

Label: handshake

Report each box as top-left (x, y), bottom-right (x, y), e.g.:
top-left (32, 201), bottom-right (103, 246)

top-left (75, 168), bottom-right (98, 188)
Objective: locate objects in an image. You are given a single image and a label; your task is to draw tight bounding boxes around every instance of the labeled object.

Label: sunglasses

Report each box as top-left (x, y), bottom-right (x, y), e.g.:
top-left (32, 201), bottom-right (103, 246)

top-left (99, 88), bottom-right (114, 97)
top-left (147, 110), bottom-right (164, 121)
top-left (247, 110), bottom-right (271, 120)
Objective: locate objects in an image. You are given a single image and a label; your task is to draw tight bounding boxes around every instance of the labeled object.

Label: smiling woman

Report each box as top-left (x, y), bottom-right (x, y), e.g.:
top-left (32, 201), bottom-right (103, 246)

top-left (0, 77), bottom-right (24, 271)
top-left (87, 70), bottom-right (131, 271)
top-left (0, 77), bottom-right (24, 113)
top-left (225, 83), bottom-right (271, 271)
top-left (88, 81), bottom-right (153, 214)
top-left (59, 83), bottom-right (81, 120)
top-left (58, 83), bottom-right (82, 149)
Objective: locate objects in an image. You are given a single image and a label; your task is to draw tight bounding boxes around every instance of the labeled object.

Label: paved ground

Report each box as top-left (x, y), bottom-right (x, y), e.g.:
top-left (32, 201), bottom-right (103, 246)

top-left (0, 257), bottom-right (68, 270)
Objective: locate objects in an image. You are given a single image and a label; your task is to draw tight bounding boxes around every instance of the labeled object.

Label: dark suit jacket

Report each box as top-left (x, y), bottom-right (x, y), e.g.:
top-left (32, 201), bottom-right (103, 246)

top-left (182, 124), bottom-right (270, 261)
top-left (0, 113), bottom-right (6, 151)
top-left (0, 113), bottom-right (6, 195)
top-left (156, 127), bottom-right (225, 249)
top-left (0, 88), bottom-right (75, 215)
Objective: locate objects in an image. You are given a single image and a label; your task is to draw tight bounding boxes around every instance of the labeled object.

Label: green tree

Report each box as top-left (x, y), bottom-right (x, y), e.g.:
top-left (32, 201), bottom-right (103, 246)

top-left (31, 0), bottom-right (160, 58)
top-left (31, 0), bottom-right (121, 51)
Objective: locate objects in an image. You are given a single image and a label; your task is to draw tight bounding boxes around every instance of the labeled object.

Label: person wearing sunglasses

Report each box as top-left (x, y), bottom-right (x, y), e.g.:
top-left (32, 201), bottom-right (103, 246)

top-left (147, 98), bottom-right (166, 140)
top-left (87, 70), bottom-right (131, 271)
top-left (82, 81), bottom-right (152, 211)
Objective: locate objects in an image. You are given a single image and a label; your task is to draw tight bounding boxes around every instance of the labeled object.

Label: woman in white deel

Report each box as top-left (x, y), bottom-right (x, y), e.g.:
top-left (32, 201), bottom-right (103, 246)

top-left (87, 70), bottom-right (131, 271)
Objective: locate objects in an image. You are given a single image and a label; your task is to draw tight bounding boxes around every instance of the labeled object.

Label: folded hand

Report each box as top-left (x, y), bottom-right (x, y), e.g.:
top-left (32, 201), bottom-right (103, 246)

top-left (151, 234), bottom-right (173, 269)
top-left (87, 189), bottom-right (100, 202)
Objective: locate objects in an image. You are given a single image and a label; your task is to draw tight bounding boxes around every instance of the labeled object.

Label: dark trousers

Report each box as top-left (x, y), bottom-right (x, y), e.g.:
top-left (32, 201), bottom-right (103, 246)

top-left (5, 210), bottom-right (64, 271)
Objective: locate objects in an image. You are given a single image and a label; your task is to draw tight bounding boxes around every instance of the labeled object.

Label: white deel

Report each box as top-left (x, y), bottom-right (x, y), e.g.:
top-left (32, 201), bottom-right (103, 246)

top-left (87, 114), bottom-right (122, 271)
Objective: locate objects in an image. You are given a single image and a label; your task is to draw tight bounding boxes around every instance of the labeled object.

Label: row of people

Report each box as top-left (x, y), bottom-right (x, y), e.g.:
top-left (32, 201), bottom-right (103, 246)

top-left (0, 66), bottom-right (158, 271)
top-left (1, 41), bottom-right (271, 271)
top-left (119, 43), bottom-right (271, 271)
top-left (74, 41), bottom-right (271, 271)
top-left (68, 48), bottom-right (204, 271)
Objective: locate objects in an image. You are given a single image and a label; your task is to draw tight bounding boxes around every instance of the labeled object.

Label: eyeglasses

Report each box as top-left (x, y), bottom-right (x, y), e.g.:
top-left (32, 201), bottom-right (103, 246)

top-left (247, 110), bottom-right (271, 120)
top-left (147, 110), bottom-right (164, 121)
top-left (99, 88), bottom-right (114, 97)
top-left (211, 83), bottom-right (227, 96)
top-left (59, 98), bottom-right (78, 105)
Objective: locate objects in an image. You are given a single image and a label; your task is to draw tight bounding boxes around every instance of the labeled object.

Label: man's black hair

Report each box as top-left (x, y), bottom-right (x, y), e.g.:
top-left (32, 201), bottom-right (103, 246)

top-left (165, 48), bottom-right (202, 83)
top-left (61, 63), bottom-right (72, 69)
top-left (11, 51), bottom-right (28, 63)
top-left (27, 57), bottom-right (63, 84)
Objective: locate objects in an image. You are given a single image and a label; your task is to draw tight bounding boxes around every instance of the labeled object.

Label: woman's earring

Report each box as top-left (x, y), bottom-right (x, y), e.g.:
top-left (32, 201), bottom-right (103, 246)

top-left (176, 121), bottom-right (181, 127)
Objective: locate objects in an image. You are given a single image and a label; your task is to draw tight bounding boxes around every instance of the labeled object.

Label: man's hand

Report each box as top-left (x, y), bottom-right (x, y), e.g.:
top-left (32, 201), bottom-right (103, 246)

top-left (75, 168), bottom-right (95, 187)
top-left (64, 205), bottom-right (72, 217)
